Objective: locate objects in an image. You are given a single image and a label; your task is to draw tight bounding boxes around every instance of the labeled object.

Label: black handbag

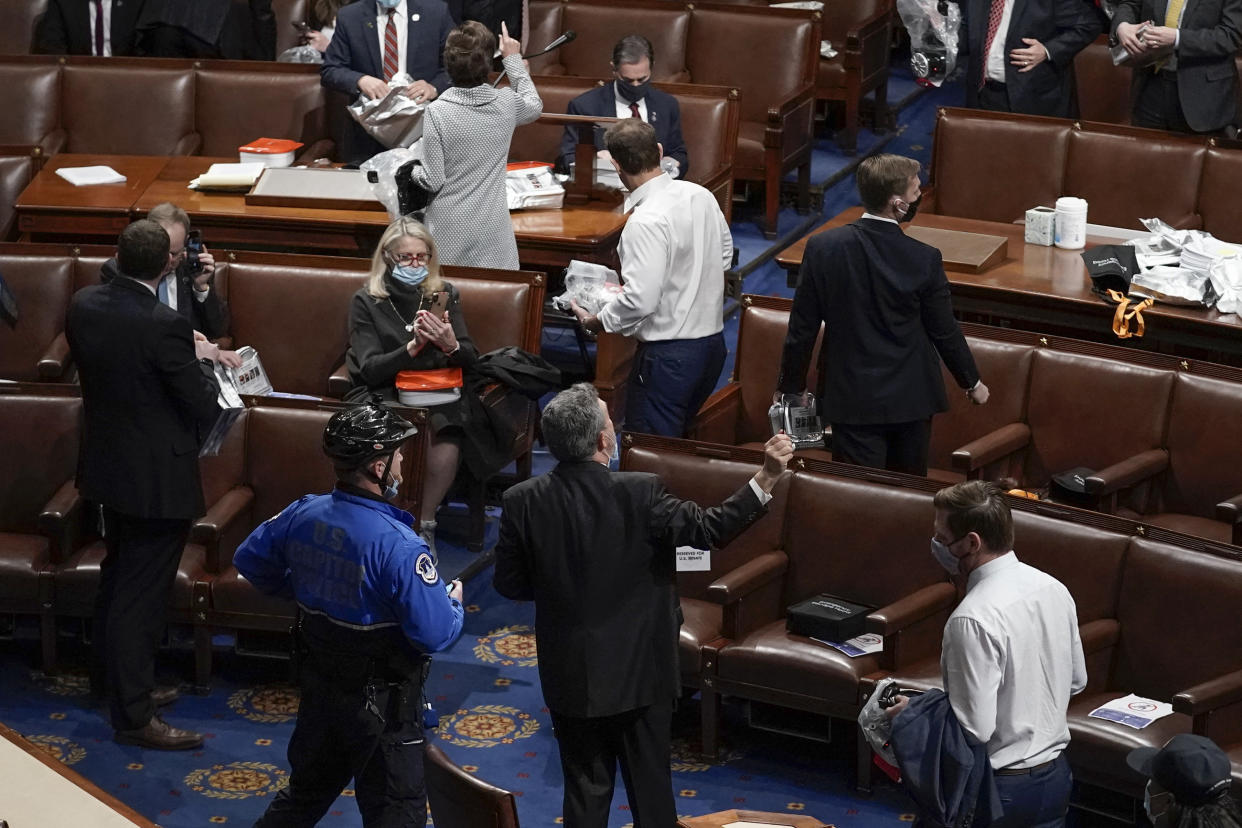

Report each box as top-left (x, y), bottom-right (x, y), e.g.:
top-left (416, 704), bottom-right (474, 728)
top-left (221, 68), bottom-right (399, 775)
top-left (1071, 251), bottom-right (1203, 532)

top-left (394, 160), bottom-right (432, 216)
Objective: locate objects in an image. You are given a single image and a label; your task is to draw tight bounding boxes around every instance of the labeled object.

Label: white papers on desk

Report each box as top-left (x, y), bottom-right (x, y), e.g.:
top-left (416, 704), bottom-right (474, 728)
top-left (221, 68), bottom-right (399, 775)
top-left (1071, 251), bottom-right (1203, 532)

top-left (189, 162), bottom-right (266, 191)
top-left (1088, 694), bottom-right (1174, 729)
top-left (820, 39), bottom-right (839, 59)
top-left (812, 632), bottom-right (884, 658)
top-left (55, 166), bottom-right (127, 186)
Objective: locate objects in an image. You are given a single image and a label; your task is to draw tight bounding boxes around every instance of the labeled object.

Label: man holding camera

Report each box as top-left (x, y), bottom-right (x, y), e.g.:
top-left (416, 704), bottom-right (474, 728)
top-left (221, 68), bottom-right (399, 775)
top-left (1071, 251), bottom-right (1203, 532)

top-left (100, 202), bottom-right (237, 367)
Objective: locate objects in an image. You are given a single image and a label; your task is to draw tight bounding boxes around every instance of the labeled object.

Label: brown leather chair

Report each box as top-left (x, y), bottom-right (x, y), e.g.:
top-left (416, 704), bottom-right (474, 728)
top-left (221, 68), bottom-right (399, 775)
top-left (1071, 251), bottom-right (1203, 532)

top-left (524, 1), bottom-right (565, 76)
top-left (0, 251), bottom-right (74, 381)
top-left (0, 155), bottom-right (37, 241)
top-left (425, 742), bottom-right (521, 828)
top-left (0, 59), bottom-right (64, 157)
top-left (816, 0), bottom-right (893, 153)
top-left (271, 0), bottom-right (311, 55)
top-left (0, 0), bottom-right (49, 55)
top-left (61, 62), bottom-right (200, 155)
top-left (195, 65), bottom-right (333, 161)
top-left (1197, 145), bottom-right (1242, 239)
top-left (1074, 36), bottom-right (1133, 125)
top-left (0, 388), bottom-right (80, 669)
top-left (556, 2), bottom-right (693, 83)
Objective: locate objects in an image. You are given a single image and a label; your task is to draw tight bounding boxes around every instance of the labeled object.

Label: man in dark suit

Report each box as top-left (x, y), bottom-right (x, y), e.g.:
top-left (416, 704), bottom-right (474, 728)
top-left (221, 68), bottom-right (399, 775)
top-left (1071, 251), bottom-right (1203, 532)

top-left (1113, 0), bottom-right (1242, 132)
top-left (445, 0), bottom-right (525, 41)
top-left (141, 0), bottom-right (277, 60)
top-left (322, 0), bottom-right (454, 165)
top-left (35, 0), bottom-right (150, 56)
top-left (100, 202), bottom-right (231, 345)
top-left (964, 0), bottom-right (1102, 117)
top-left (494, 383), bottom-right (793, 827)
top-left (557, 34), bottom-right (690, 178)
top-left (66, 219), bottom-right (221, 749)
top-left (776, 154), bottom-right (989, 477)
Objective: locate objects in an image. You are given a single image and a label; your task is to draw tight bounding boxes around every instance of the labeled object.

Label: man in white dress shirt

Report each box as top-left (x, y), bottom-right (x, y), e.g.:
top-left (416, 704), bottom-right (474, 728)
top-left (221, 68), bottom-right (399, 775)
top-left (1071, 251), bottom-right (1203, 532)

top-left (893, 480), bottom-right (1087, 826)
top-left (570, 118), bottom-right (731, 437)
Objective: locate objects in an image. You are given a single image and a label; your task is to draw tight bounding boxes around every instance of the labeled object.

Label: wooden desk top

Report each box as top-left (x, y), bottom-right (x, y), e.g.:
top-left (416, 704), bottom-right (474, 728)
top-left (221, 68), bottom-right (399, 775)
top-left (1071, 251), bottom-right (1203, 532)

top-left (15, 154), bottom-right (168, 213)
top-left (777, 208), bottom-right (1242, 333)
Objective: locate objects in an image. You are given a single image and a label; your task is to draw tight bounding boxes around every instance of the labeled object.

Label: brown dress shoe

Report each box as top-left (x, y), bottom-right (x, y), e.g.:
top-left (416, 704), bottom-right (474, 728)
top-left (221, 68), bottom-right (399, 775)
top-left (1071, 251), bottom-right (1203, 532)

top-left (114, 715), bottom-right (203, 750)
top-left (150, 685), bottom-right (180, 707)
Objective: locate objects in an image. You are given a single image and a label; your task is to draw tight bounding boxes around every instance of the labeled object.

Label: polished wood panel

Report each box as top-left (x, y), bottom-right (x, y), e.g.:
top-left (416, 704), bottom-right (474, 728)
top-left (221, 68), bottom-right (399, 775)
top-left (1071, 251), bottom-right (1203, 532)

top-left (906, 225), bottom-right (1008, 274)
top-left (15, 154), bottom-right (168, 239)
top-left (776, 208), bottom-right (1242, 366)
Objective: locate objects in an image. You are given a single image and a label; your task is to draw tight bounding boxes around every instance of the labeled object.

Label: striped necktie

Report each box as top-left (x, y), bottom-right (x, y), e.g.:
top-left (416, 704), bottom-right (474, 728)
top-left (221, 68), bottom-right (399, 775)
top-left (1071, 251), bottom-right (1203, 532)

top-left (94, 0), bottom-right (105, 56)
top-left (383, 10), bottom-right (399, 81)
top-left (630, 102), bottom-right (640, 119)
top-left (979, 0), bottom-right (1006, 88)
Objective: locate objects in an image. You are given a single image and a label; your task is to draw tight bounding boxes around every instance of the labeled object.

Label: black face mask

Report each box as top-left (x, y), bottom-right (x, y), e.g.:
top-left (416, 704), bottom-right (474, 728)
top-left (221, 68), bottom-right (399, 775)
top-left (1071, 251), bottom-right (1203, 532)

top-left (897, 194), bottom-right (922, 223)
top-left (616, 79), bottom-right (650, 104)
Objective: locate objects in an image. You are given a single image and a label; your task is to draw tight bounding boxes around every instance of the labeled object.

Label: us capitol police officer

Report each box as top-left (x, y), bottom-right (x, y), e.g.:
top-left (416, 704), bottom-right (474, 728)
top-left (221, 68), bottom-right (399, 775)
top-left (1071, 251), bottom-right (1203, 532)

top-left (234, 404), bottom-right (464, 828)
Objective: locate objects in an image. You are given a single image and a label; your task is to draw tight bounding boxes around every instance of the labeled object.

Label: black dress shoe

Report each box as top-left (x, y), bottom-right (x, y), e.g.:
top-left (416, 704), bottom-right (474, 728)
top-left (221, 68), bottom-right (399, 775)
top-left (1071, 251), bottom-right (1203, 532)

top-left (150, 685), bottom-right (180, 707)
top-left (114, 715), bottom-right (203, 750)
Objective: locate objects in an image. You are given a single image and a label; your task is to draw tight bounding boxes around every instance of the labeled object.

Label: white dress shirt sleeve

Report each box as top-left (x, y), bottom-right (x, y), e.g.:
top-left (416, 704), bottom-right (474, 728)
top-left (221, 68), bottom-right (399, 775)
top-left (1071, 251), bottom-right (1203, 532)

top-left (942, 616), bottom-right (1005, 745)
top-left (748, 478), bottom-right (773, 505)
top-left (596, 217), bottom-right (668, 336)
top-left (1068, 614), bottom-right (1088, 695)
top-left (719, 207), bottom-right (734, 273)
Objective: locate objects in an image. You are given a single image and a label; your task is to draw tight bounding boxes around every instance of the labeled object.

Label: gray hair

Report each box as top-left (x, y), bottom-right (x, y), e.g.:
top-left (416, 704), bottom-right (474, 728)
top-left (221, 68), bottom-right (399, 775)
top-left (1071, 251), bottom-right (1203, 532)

top-left (612, 34), bottom-right (654, 68)
top-left (542, 383), bottom-right (606, 462)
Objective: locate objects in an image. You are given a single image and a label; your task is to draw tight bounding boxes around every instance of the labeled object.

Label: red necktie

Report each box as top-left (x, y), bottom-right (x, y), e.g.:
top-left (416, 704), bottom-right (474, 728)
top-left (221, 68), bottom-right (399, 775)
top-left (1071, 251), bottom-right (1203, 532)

top-left (383, 10), bottom-right (399, 81)
top-left (979, 0), bottom-right (1006, 89)
top-left (629, 102), bottom-right (640, 119)
top-left (94, 0), bottom-right (105, 57)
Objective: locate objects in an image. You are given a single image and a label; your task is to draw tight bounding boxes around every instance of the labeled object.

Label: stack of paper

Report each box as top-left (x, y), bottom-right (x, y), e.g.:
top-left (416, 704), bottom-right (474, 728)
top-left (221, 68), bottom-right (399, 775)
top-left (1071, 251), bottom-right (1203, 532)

top-left (55, 166), bottom-right (127, 186)
top-left (189, 162), bottom-right (266, 191)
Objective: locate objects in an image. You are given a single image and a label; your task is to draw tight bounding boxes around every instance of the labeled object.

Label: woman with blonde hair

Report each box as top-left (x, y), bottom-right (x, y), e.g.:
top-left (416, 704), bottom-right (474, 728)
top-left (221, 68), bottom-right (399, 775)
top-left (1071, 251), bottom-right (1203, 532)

top-left (345, 218), bottom-right (477, 554)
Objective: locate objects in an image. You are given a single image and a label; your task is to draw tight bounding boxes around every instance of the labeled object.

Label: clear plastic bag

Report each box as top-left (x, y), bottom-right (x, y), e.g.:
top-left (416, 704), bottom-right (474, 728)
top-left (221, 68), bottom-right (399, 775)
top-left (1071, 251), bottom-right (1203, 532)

top-left (360, 148), bottom-right (418, 220)
top-left (897, 0), bottom-right (960, 87)
top-left (276, 45), bottom-right (323, 64)
top-left (551, 260), bottom-right (623, 313)
top-left (347, 73), bottom-right (426, 150)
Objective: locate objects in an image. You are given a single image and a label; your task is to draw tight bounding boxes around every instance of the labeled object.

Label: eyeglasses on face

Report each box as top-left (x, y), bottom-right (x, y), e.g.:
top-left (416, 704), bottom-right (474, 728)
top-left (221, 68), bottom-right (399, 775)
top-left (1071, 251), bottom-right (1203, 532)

top-left (389, 251), bottom-right (430, 266)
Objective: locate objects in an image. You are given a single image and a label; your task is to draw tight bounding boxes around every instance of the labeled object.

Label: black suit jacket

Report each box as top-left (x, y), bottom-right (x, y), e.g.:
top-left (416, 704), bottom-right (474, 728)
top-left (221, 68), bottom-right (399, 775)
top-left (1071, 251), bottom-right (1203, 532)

top-left (66, 276), bottom-right (221, 520)
top-left (777, 218), bottom-right (980, 425)
top-left (100, 257), bottom-right (230, 340)
top-left (494, 461), bottom-right (766, 718)
top-left (36, 0), bottom-right (149, 56)
top-left (1112, 0), bottom-right (1242, 131)
top-left (321, 0), bottom-right (454, 164)
top-left (557, 83), bottom-right (690, 178)
top-left (963, 0), bottom-right (1101, 117)
top-left (445, 0), bottom-right (524, 39)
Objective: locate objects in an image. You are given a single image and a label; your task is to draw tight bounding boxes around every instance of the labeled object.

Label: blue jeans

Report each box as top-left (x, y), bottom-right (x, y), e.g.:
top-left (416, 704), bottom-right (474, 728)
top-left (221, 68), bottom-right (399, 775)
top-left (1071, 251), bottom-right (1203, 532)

top-left (989, 754), bottom-right (1073, 828)
top-left (624, 333), bottom-right (726, 437)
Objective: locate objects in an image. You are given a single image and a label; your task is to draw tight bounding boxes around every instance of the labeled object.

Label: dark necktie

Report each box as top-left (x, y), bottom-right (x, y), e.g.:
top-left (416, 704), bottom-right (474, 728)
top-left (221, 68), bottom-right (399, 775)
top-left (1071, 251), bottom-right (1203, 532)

top-left (629, 102), bottom-right (640, 119)
top-left (383, 10), bottom-right (399, 81)
top-left (94, 0), bottom-right (105, 57)
top-left (979, 0), bottom-right (1006, 88)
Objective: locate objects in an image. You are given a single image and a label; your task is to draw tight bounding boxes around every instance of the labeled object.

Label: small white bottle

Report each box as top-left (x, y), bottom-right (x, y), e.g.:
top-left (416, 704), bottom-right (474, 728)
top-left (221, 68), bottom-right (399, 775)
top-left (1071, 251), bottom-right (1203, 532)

top-left (1054, 197), bottom-right (1088, 250)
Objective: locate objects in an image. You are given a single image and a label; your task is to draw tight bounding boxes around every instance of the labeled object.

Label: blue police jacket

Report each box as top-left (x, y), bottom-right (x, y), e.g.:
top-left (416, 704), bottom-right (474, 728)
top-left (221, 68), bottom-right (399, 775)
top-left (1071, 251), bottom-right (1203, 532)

top-left (234, 485), bottom-right (464, 653)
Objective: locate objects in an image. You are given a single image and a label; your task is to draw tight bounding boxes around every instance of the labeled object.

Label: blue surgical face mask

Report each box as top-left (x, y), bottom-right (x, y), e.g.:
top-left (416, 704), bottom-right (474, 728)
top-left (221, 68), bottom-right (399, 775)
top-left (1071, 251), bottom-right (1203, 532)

top-left (383, 477), bottom-right (400, 500)
top-left (609, 430), bottom-right (621, 469)
top-left (376, 0), bottom-right (401, 9)
top-left (930, 536), bottom-right (961, 576)
top-left (391, 264), bottom-right (428, 287)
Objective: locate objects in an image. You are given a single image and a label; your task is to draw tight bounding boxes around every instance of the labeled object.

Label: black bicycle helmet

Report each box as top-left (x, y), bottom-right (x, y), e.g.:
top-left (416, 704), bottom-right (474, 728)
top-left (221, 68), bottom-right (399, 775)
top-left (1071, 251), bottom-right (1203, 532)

top-left (323, 403), bottom-right (418, 468)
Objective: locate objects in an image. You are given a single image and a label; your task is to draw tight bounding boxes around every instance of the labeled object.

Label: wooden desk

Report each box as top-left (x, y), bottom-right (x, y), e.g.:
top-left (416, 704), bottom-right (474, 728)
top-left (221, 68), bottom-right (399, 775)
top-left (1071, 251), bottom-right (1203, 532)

top-left (678, 810), bottom-right (831, 828)
top-left (15, 154), bottom-right (167, 240)
top-left (776, 208), bottom-right (1242, 367)
top-left (15, 153), bottom-right (627, 266)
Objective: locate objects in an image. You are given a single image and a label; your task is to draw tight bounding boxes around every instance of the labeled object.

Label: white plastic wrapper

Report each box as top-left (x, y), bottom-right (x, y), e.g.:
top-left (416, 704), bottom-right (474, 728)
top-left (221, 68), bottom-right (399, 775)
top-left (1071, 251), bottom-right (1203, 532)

top-left (857, 677), bottom-right (899, 768)
top-left (898, 0), bottom-right (960, 86)
top-left (506, 164), bottom-right (565, 211)
top-left (360, 147), bottom-right (418, 220)
top-left (552, 260), bottom-right (624, 313)
top-left (348, 73), bottom-right (426, 150)
top-left (1130, 266), bottom-right (1216, 307)
top-left (277, 45), bottom-right (323, 64)
top-left (1210, 257), bottom-right (1242, 316)
top-left (1128, 217), bottom-right (1242, 308)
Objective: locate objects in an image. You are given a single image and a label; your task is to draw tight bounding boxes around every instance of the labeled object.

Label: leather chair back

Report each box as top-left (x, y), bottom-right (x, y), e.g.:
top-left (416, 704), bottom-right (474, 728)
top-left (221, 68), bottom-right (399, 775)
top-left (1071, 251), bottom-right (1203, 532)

top-left (0, 156), bottom-right (36, 241)
top-left (0, 0), bottom-right (48, 54)
top-left (74, 255), bottom-right (110, 291)
top-left (558, 3), bottom-right (692, 82)
top-left (932, 109), bottom-right (1071, 222)
top-left (62, 64), bottom-right (197, 155)
top-left (451, 277), bottom-right (536, 355)
top-left (1022, 350), bottom-right (1174, 486)
top-left (227, 263), bottom-right (365, 396)
top-left (1160, 373), bottom-right (1242, 517)
top-left (685, 7), bottom-right (815, 123)
top-left (928, 336), bottom-right (1033, 475)
top-left (622, 445), bottom-right (790, 599)
top-left (1114, 539), bottom-right (1242, 699)
top-left (1074, 37), bottom-right (1132, 125)
top-left (200, 407), bottom-right (248, 513)
top-left (1197, 147), bottom-right (1242, 240)
top-left (1009, 510), bottom-right (1129, 624)
top-left (425, 743), bottom-right (521, 828)
top-left (1063, 126), bottom-right (1205, 230)
top-left (0, 393), bottom-right (80, 533)
top-left (676, 84), bottom-right (736, 180)
top-left (195, 67), bottom-right (327, 157)
top-left (246, 406), bottom-right (339, 525)
top-left (508, 79), bottom-right (587, 163)
top-left (272, 0), bottom-right (311, 55)
top-left (782, 473), bottom-right (945, 608)
top-left (0, 253), bottom-right (73, 382)
top-left (734, 300), bottom-right (821, 445)
top-left (525, 1), bottom-right (565, 75)
top-left (0, 61), bottom-right (60, 145)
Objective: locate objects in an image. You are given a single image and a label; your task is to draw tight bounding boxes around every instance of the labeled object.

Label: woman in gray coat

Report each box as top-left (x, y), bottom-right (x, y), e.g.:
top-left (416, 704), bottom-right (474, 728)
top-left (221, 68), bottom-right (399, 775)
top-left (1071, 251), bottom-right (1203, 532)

top-left (410, 20), bottom-right (542, 270)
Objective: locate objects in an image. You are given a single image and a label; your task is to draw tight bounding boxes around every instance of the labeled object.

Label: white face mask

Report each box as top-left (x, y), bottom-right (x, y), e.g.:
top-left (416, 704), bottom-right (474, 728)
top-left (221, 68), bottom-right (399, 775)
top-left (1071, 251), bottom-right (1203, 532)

top-left (930, 536), bottom-right (962, 575)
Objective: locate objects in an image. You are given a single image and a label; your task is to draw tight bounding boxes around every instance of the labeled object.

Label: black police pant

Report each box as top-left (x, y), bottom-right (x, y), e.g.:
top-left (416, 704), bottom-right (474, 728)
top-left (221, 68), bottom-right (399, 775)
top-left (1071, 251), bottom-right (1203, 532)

top-left (93, 508), bottom-right (189, 731)
top-left (550, 701), bottom-right (677, 828)
top-left (254, 670), bottom-right (425, 828)
top-left (831, 419), bottom-right (932, 477)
